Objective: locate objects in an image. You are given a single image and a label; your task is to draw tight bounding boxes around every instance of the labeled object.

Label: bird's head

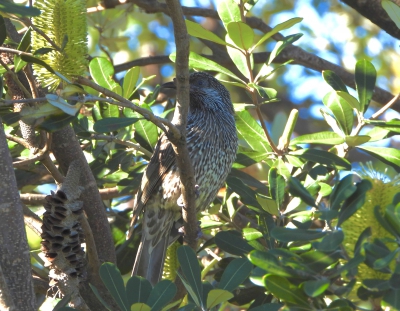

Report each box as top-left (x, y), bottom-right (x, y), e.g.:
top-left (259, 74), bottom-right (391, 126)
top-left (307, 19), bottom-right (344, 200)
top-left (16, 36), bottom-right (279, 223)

top-left (162, 72), bottom-right (234, 115)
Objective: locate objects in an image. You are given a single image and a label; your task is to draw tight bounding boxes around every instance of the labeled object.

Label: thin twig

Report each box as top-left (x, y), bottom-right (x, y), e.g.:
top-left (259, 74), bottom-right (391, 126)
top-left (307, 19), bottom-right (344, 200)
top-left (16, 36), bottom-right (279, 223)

top-left (6, 134), bottom-right (32, 149)
top-left (76, 76), bottom-right (181, 138)
top-left (371, 93), bottom-right (400, 120)
top-left (22, 204), bottom-right (43, 236)
top-left (17, 17), bottom-right (62, 52)
top-left (0, 47), bottom-right (34, 57)
top-left (0, 58), bottom-right (32, 99)
top-left (91, 134), bottom-right (152, 157)
top-left (79, 215), bottom-right (101, 281)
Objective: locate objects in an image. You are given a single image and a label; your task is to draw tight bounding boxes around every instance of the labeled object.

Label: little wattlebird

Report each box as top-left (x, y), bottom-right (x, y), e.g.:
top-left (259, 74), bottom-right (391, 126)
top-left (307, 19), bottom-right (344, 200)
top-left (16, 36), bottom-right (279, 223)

top-left (130, 71), bottom-right (238, 285)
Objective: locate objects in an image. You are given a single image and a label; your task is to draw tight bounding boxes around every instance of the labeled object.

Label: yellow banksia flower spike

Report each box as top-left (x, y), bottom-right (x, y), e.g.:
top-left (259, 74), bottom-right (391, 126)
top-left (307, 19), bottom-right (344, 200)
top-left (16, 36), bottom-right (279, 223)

top-left (341, 163), bottom-right (399, 283)
top-left (32, 0), bottom-right (88, 89)
top-left (162, 241), bottom-right (180, 281)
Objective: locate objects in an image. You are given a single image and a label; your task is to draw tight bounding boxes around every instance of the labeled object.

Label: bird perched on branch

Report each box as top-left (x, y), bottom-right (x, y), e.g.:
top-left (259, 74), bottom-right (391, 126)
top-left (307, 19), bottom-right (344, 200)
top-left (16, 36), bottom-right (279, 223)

top-left (130, 72), bottom-right (238, 285)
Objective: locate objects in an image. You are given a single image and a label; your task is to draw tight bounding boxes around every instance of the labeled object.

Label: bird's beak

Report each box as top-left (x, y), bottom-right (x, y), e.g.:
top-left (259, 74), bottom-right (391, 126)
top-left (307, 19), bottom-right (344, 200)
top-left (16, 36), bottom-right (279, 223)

top-left (161, 80), bottom-right (176, 90)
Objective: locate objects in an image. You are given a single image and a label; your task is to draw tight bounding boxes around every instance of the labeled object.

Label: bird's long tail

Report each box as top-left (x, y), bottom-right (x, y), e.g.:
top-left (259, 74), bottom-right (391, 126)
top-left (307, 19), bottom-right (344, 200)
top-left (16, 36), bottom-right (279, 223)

top-left (132, 230), bottom-right (170, 286)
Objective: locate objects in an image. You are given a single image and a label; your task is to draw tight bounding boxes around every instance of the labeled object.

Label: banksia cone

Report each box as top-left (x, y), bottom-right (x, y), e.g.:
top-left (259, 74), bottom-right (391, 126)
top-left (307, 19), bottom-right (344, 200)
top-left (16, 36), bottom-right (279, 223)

top-left (40, 162), bottom-right (86, 304)
top-left (341, 165), bottom-right (398, 283)
top-left (32, 0), bottom-right (88, 89)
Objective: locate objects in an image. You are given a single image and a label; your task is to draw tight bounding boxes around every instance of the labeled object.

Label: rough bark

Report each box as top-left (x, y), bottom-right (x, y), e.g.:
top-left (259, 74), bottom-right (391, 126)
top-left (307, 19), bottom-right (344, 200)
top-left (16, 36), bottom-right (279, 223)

top-left (0, 119), bottom-right (36, 311)
top-left (51, 125), bottom-right (119, 310)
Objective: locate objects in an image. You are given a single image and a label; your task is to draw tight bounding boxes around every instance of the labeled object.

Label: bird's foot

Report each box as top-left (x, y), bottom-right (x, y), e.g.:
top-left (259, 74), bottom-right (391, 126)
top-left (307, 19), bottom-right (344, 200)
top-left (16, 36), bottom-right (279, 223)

top-left (177, 185), bottom-right (200, 207)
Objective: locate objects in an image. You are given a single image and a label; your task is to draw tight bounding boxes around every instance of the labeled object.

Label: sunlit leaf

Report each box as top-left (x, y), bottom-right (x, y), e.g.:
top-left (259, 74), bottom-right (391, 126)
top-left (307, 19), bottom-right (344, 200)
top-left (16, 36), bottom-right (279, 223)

top-left (264, 275), bottom-right (309, 307)
top-left (322, 70), bottom-right (348, 93)
top-left (89, 57), bottom-right (118, 91)
top-left (227, 21), bottom-right (254, 50)
top-left (123, 67), bottom-right (140, 99)
top-left (355, 59), bottom-right (376, 113)
top-left (290, 131), bottom-right (344, 145)
top-left (252, 17), bottom-right (303, 51)
top-left (170, 51), bottom-right (244, 83)
top-left (303, 279), bottom-right (330, 297)
top-left (358, 146), bottom-right (400, 171)
top-left (323, 91), bottom-right (354, 135)
top-left (268, 33), bottom-right (302, 65)
top-left (217, 0), bottom-right (241, 29)
top-left (271, 227), bottom-right (327, 243)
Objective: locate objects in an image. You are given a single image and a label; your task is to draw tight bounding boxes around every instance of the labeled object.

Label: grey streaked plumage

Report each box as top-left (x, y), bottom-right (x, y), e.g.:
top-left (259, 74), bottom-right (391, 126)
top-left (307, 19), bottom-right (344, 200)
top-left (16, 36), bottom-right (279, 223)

top-left (130, 72), bottom-right (238, 285)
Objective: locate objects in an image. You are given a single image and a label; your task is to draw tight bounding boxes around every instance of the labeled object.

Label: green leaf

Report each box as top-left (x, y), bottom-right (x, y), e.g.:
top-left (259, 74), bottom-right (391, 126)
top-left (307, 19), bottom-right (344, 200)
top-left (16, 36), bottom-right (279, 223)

top-left (226, 36), bottom-right (252, 80)
top-left (336, 91), bottom-right (360, 111)
top-left (39, 113), bottom-right (77, 132)
top-left (217, 0), bottom-right (241, 29)
top-left (337, 179), bottom-right (372, 227)
top-left (233, 149), bottom-right (269, 168)
top-left (123, 67), bottom-right (140, 99)
top-left (14, 27), bottom-right (32, 72)
top-left (385, 203), bottom-right (400, 236)
top-left (215, 230), bottom-right (254, 256)
top-left (355, 59), bottom-right (376, 113)
top-left (218, 258), bottom-right (253, 291)
top-left (93, 117), bottom-right (141, 133)
top-left (264, 275), bottom-right (309, 307)
top-left (358, 146), bottom-right (400, 171)
top-left (252, 17), bottom-right (303, 51)
top-left (330, 174), bottom-right (357, 211)
top-left (290, 131), bottom-right (345, 146)
top-left (90, 283), bottom-right (112, 310)
top-left (287, 176), bottom-right (317, 208)
top-left (303, 279), bottom-right (330, 297)
top-left (89, 57), bottom-right (118, 91)
top-left (290, 148), bottom-right (351, 170)
top-left (382, 0), bottom-right (400, 29)
top-left (373, 205), bottom-right (399, 239)
top-left (34, 47), bottom-right (55, 56)
top-left (235, 110), bottom-right (272, 153)
top-left (0, 1), bottom-right (41, 16)
top-left (129, 103), bottom-right (158, 152)
top-left (373, 249), bottom-right (399, 270)
top-left (170, 51), bottom-right (244, 83)
top-left (248, 250), bottom-right (292, 277)
top-left (185, 19), bottom-right (232, 48)
top-left (322, 70), bottom-right (348, 93)
top-left (268, 168), bottom-right (285, 208)
top-left (313, 230), bottom-right (344, 252)
top-left (0, 16), bottom-right (5, 46)
top-left (99, 263), bottom-right (129, 311)
top-left (146, 280), bottom-right (176, 311)
top-left (345, 135), bottom-right (370, 147)
top-left (268, 33), bottom-right (303, 65)
top-left (226, 177), bottom-right (261, 209)
top-left (177, 246), bottom-right (204, 308)
top-left (271, 227), bottom-right (327, 243)
top-left (46, 94), bottom-right (81, 116)
top-left (249, 83), bottom-right (277, 100)
top-left (20, 54), bottom-right (55, 74)
top-left (301, 250), bottom-right (341, 273)
top-left (126, 276), bottom-right (152, 305)
top-left (322, 91), bottom-right (354, 135)
top-left (227, 21), bottom-right (254, 50)
top-left (243, 228), bottom-right (263, 241)
top-left (206, 289), bottom-right (233, 309)
top-left (130, 303), bottom-right (151, 311)
top-left (383, 288), bottom-right (400, 310)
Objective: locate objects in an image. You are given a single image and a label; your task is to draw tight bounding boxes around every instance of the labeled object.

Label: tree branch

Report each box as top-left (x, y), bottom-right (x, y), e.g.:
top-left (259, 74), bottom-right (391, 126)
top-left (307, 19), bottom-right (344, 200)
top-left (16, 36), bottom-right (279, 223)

top-left (124, 0), bottom-right (400, 110)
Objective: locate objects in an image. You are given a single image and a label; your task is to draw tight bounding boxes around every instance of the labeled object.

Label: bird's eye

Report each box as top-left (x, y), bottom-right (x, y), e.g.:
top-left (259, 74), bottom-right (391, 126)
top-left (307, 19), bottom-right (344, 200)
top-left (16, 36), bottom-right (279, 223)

top-left (196, 80), bottom-right (205, 87)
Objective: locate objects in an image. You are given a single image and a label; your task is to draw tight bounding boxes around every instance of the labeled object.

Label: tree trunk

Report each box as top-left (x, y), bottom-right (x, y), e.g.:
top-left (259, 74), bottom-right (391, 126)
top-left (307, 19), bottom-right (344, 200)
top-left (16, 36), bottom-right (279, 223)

top-left (0, 118), bottom-right (36, 311)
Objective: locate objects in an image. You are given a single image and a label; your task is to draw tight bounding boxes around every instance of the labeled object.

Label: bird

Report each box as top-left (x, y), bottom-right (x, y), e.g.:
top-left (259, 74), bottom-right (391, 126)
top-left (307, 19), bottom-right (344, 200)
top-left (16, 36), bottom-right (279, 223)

top-left (130, 71), bottom-right (238, 285)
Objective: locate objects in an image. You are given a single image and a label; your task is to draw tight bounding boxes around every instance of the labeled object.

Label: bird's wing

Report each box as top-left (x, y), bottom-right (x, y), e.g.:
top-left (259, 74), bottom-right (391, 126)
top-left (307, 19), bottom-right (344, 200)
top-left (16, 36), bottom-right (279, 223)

top-left (130, 134), bottom-right (176, 227)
